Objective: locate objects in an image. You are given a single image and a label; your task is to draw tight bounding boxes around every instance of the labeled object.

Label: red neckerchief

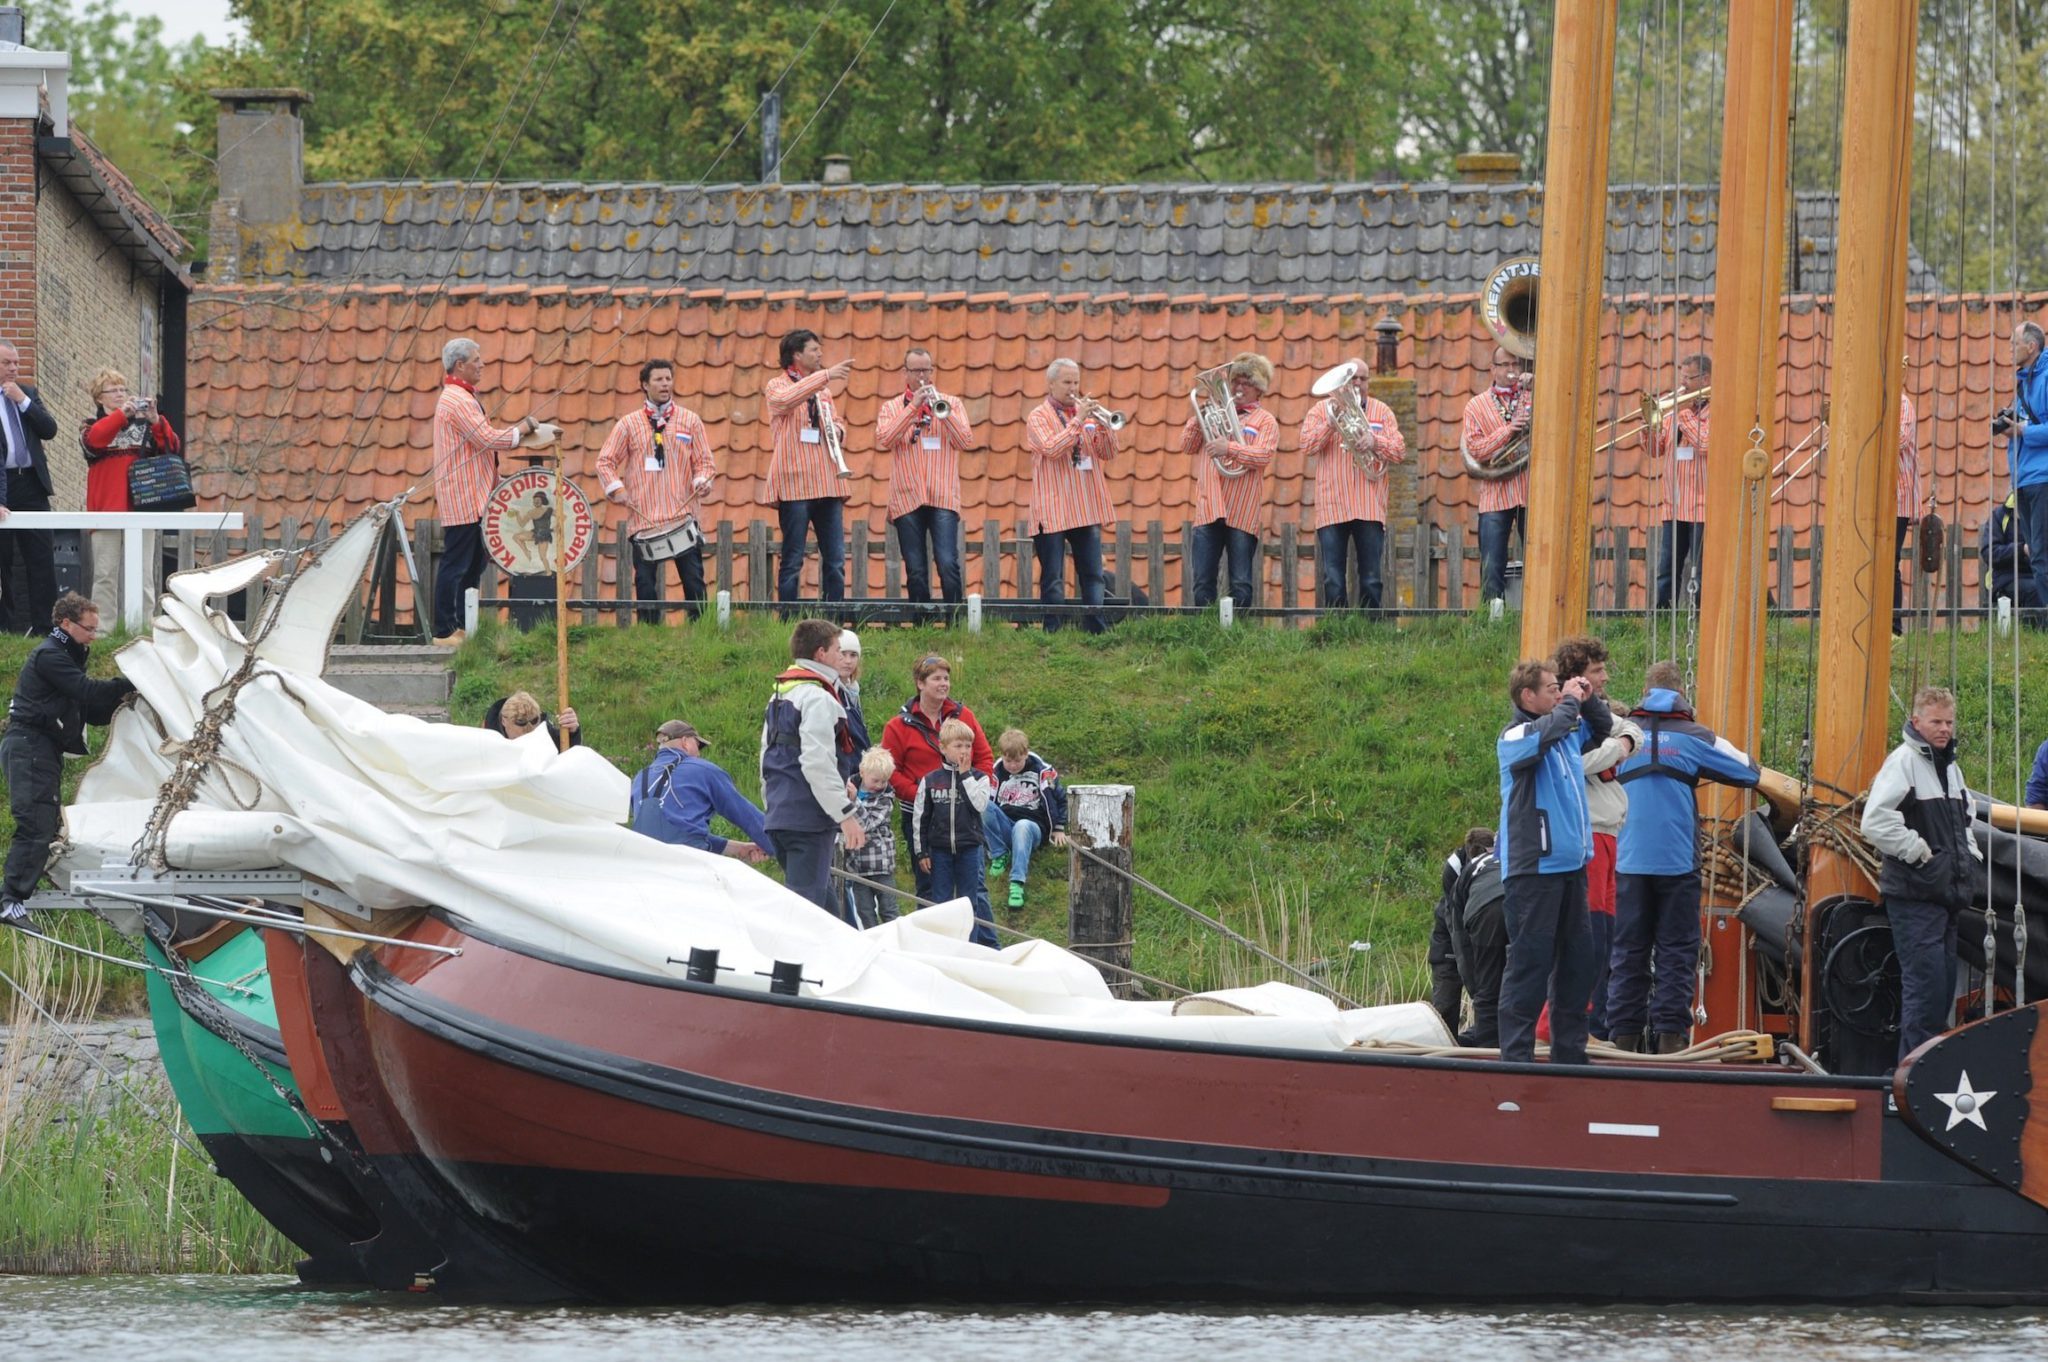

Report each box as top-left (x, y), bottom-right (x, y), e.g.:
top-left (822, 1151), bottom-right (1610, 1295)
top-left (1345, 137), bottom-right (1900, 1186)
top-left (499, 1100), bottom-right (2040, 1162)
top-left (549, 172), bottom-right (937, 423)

top-left (643, 399), bottom-right (672, 467)
top-left (1235, 399), bottom-right (1260, 417)
top-left (445, 376), bottom-right (477, 395)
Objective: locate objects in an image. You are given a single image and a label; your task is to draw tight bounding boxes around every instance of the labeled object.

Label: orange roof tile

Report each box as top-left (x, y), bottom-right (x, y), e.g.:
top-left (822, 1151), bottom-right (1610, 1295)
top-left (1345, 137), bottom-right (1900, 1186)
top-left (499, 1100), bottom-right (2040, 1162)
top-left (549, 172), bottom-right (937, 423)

top-left (186, 282), bottom-right (2041, 607)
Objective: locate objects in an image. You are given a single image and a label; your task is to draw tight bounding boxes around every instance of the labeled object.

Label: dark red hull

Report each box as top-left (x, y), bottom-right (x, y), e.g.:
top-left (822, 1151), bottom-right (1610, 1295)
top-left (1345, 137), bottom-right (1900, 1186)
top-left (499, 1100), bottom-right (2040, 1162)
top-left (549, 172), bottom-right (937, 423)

top-left (303, 913), bottom-right (2048, 1304)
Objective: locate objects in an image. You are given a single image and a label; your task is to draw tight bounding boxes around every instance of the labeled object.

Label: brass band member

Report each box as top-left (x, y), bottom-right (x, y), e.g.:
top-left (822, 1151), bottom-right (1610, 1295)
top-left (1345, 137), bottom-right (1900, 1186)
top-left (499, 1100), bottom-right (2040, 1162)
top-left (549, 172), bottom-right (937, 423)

top-left (1462, 347), bottom-right (1531, 607)
top-left (1025, 358), bottom-right (1119, 633)
top-left (765, 329), bottom-right (853, 604)
top-left (1301, 358), bottom-right (1407, 610)
top-left (876, 347), bottom-right (979, 607)
top-left (597, 358), bottom-right (717, 625)
top-left (1893, 358), bottom-right (1921, 632)
top-left (1652, 352), bottom-right (1711, 610)
top-left (431, 336), bottom-right (543, 645)
top-left (1180, 352), bottom-right (1278, 609)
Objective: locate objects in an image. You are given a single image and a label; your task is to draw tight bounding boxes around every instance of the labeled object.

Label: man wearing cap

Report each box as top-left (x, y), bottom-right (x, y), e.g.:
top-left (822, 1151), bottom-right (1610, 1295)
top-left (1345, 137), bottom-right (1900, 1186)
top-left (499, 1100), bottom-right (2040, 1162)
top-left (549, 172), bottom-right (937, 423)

top-left (629, 719), bottom-right (772, 864)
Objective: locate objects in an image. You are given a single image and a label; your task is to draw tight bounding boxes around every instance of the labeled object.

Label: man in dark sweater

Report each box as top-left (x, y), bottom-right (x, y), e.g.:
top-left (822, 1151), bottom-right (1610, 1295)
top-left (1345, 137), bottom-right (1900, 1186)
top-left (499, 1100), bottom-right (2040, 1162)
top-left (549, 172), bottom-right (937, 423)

top-left (3, 592), bottom-right (136, 928)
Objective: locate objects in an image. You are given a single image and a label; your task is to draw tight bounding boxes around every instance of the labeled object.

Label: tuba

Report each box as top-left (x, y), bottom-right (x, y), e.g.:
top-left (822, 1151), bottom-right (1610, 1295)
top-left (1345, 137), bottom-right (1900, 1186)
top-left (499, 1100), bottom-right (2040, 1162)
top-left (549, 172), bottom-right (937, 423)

top-left (1190, 362), bottom-right (1247, 478)
top-left (1311, 360), bottom-right (1383, 476)
top-left (1462, 372), bottom-right (1532, 482)
top-left (1481, 256), bottom-right (1539, 360)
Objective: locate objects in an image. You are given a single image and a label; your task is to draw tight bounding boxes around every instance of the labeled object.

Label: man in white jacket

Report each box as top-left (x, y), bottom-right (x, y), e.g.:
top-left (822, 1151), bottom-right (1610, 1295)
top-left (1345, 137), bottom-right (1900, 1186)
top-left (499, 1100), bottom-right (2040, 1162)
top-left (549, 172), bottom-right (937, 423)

top-left (760, 619), bottom-right (867, 914)
top-left (1861, 687), bottom-right (1983, 1065)
top-left (1555, 636), bottom-right (1642, 1044)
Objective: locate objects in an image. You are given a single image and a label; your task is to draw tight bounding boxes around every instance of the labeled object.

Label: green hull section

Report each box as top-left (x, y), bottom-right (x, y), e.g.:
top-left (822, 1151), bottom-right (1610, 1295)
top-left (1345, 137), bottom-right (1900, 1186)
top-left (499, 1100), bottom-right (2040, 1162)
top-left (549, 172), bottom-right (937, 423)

top-left (142, 929), bottom-right (310, 1141)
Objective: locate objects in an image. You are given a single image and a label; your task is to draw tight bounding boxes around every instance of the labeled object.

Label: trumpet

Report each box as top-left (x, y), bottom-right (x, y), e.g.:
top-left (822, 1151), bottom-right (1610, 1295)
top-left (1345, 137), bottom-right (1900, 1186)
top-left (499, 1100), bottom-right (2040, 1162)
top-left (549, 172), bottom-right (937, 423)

top-left (1076, 396), bottom-right (1127, 431)
top-left (916, 385), bottom-right (952, 421)
top-left (1311, 360), bottom-right (1383, 475)
top-left (1190, 362), bottom-right (1247, 478)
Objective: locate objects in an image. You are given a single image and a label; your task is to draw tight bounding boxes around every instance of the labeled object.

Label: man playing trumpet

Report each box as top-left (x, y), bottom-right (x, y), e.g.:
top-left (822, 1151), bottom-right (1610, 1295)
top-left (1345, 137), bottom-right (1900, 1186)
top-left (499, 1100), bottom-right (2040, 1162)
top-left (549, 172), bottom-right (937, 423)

top-left (1302, 357), bottom-right (1407, 611)
top-left (597, 357), bottom-right (717, 625)
top-left (1025, 358), bottom-right (1120, 633)
top-left (765, 329), bottom-right (853, 605)
top-left (1652, 352), bottom-right (1711, 610)
top-left (1462, 347), bottom-right (1532, 609)
top-left (1181, 352), bottom-right (1278, 610)
top-left (876, 347), bottom-right (979, 608)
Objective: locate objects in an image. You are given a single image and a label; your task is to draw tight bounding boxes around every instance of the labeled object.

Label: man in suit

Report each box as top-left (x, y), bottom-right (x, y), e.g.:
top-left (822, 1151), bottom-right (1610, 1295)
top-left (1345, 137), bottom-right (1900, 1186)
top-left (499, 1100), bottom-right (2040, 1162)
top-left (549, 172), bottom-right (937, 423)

top-left (0, 341), bottom-right (62, 636)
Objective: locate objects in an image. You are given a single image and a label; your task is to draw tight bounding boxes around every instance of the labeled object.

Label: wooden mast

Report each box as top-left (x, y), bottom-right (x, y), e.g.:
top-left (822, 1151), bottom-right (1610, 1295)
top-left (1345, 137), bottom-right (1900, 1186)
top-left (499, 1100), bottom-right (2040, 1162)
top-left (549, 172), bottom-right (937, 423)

top-left (1692, 3), bottom-right (1794, 1037)
top-left (1803, 3), bottom-right (1919, 1042)
top-left (1519, 0), bottom-right (1617, 655)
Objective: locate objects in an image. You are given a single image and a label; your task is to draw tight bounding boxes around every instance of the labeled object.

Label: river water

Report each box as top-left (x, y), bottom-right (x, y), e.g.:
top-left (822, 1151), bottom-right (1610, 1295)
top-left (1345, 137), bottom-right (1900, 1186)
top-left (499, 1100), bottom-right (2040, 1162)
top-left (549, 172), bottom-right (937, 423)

top-left (2, 1277), bottom-right (2045, 1361)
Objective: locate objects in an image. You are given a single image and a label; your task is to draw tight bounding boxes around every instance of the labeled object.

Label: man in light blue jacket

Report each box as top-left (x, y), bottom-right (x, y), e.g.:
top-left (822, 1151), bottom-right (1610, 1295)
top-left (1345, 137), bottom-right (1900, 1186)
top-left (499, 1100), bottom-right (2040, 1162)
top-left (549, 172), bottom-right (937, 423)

top-left (1495, 657), bottom-right (1611, 1064)
top-left (2004, 322), bottom-right (2048, 618)
top-left (1608, 662), bottom-right (1762, 1053)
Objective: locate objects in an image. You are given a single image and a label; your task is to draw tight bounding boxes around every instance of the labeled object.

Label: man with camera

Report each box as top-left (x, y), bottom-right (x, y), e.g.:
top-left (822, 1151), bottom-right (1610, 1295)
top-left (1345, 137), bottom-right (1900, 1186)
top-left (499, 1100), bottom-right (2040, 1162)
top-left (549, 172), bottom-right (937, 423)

top-left (1998, 322), bottom-right (2048, 621)
top-left (0, 340), bottom-right (60, 636)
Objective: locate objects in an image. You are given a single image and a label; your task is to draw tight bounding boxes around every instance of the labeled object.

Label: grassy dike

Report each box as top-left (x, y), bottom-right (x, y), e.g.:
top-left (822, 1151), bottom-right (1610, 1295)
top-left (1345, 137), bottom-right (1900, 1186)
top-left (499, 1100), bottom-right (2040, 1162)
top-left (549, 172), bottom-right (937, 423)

top-left (3, 608), bottom-right (2048, 1275)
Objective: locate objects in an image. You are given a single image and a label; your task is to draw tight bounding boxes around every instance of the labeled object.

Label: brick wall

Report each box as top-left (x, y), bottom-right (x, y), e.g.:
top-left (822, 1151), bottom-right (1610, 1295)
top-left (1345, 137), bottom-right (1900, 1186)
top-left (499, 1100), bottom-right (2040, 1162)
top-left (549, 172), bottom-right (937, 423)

top-left (0, 118), bottom-right (36, 379)
top-left (34, 159), bottom-right (164, 510)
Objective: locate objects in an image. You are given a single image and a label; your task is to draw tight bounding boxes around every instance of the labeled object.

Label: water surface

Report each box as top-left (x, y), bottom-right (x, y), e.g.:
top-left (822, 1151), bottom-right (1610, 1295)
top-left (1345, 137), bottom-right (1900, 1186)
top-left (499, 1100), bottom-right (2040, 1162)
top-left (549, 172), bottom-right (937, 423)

top-left (3, 1276), bottom-right (2044, 1361)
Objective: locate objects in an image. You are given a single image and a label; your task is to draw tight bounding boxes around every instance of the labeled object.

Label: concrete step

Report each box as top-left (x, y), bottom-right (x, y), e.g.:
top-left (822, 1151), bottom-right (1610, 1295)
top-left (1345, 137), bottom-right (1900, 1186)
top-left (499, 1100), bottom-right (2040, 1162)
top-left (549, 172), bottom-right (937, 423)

top-left (328, 644), bottom-right (455, 662)
top-left (327, 668), bottom-right (454, 707)
top-left (383, 703), bottom-right (451, 724)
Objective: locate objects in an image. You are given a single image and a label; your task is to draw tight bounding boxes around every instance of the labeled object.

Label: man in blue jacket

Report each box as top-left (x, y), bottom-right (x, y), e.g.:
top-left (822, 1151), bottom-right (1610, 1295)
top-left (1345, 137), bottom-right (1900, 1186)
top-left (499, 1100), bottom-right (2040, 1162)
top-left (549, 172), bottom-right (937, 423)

top-left (2005, 322), bottom-right (2048, 619)
top-left (630, 719), bottom-right (773, 864)
top-left (1495, 657), bottom-right (1611, 1064)
top-left (1608, 661), bottom-right (1762, 1053)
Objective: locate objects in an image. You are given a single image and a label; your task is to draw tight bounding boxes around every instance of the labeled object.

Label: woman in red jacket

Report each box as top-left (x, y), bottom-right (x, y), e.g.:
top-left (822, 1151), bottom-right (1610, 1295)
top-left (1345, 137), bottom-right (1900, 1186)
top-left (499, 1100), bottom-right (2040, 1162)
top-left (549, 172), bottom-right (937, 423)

top-left (80, 369), bottom-right (182, 617)
top-left (880, 653), bottom-right (994, 900)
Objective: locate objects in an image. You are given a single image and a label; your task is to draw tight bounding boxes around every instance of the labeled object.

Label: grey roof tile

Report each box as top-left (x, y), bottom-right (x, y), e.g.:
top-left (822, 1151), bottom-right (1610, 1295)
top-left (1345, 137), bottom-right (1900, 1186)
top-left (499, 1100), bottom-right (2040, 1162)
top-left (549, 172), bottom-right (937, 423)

top-left (259, 181), bottom-right (1940, 295)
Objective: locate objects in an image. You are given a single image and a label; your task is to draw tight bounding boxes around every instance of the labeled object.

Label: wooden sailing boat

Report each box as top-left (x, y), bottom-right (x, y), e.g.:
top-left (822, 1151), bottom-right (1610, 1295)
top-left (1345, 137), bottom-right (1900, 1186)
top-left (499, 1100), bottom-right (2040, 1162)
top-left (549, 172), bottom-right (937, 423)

top-left (73, 3), bottom-right (2048, 1304)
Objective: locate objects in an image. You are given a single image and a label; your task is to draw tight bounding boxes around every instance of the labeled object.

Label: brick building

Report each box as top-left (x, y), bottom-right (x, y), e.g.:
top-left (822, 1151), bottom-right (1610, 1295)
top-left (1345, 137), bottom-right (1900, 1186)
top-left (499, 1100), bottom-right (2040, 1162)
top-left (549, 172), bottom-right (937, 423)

top-left (193, 94), bottom-right (2010, 611)
top-left (0, 11), bottom-right (191, 514)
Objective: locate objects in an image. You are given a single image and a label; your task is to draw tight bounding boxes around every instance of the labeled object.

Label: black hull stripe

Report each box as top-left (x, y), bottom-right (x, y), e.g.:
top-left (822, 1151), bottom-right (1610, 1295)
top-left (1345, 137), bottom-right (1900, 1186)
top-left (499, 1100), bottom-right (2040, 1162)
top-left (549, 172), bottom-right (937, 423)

top-left (356, 955), bottom-right (1738, 1209)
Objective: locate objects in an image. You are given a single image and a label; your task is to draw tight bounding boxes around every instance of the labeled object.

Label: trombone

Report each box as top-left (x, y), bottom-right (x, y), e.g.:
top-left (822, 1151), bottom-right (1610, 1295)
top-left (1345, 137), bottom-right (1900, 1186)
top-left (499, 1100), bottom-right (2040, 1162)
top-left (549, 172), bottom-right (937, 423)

top-left (1593, 384), bottom-right (1711, 454)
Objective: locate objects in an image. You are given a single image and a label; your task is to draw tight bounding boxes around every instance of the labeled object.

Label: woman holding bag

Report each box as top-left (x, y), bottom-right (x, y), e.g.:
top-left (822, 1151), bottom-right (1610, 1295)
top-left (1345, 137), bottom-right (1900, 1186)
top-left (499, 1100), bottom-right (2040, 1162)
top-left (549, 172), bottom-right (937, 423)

top-left (81, 369), bottom-right (186, 618)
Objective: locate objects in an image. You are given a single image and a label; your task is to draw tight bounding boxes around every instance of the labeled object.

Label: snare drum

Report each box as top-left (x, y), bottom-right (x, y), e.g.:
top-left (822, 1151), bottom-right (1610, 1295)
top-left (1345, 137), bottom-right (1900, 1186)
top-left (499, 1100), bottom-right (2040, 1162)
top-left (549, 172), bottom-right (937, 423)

top-left (632, 517), bottom-right (703, 563)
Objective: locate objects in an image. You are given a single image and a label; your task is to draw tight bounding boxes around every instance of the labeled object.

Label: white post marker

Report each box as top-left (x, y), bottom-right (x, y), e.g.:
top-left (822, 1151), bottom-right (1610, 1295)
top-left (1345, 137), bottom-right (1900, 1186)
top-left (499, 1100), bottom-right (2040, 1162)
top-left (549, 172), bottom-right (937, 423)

top-left (966, 592), bottom-right (983, 632)
top-left (2, 511), bottom-right (247, 630)
top-left (1489, 597), bottom-right (1505, 623)
top-left (464, 587), bottom-right (479, 634)
top-left (1998, 595), bottom-right (2013, 637)
top-left (716, 589), bottom-right (732, 628)
top-left (1218, 597), bottom-right (1234, 629)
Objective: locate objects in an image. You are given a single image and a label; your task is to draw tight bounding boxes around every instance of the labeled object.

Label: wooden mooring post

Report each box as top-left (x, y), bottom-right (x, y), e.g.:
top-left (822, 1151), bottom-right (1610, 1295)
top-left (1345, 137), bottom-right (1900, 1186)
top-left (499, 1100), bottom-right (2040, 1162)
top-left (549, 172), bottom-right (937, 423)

top-left (1067, 783), bottom-right (1136, 997)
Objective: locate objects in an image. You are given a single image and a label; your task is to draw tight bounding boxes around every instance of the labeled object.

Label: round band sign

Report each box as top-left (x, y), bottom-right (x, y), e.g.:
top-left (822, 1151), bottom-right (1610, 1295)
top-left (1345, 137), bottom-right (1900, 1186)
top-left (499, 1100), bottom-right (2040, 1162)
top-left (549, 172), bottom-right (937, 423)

top-left (481, 469), bottom-right (595, 576)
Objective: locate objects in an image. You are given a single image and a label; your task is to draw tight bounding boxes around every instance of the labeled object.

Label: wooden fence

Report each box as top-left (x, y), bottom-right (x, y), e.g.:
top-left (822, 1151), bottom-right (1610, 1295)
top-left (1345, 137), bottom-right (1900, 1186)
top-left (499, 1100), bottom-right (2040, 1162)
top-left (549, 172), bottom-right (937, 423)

top-left (169, 508), bottom-right (1991, 638)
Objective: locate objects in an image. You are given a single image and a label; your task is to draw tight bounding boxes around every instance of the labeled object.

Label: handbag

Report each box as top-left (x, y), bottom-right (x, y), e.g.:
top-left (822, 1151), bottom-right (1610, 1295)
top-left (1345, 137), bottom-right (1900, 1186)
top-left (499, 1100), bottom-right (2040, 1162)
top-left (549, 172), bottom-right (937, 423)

top-left (127, 455), bottom-right (196, 512)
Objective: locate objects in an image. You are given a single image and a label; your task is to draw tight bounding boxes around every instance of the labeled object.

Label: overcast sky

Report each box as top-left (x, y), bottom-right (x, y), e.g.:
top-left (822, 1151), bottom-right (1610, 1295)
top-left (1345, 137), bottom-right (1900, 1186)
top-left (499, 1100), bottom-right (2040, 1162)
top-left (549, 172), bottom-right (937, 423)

top-left (100, 0), bottom-right (244, 48)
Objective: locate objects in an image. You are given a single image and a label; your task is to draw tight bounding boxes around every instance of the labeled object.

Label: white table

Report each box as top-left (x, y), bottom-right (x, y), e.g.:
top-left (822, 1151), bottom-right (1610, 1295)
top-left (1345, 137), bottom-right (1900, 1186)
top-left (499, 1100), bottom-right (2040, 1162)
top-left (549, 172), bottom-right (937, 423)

top-left (3, 511), bottom-right (248, 629)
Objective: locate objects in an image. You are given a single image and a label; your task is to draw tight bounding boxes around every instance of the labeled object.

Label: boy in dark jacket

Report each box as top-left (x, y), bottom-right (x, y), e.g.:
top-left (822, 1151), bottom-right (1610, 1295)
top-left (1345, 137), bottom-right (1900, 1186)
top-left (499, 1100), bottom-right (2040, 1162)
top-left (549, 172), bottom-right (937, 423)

top-left (1862, 686), bottom-right (1982, 1064)
top-left (3, 592), bottom-right (136, 927)
top-left (912, 718), bottom-right (997, 948)
top-left (981, 727), bottom-right (1069, 912)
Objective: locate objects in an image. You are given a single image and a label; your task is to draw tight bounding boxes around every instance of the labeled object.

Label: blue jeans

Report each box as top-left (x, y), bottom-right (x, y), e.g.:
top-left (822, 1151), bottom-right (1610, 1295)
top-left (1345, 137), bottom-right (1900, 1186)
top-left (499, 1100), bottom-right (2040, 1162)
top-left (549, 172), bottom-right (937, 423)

top-left (1476, 507), bottom-right (1524, 605)
top-left (928, 845), bottom-right (998, 949)
top-left (1607, 871), bottom-right (1701, 1042)
top-left (433, 521), bottom-right (486, 636)
top-left (1654, 519), bottom-right (1703, 609)
top-left (982, 803), bottom-right (1047, 883)
top-left (772, 826), bottom-right (842, 919)
top-left (776, 498), bottom-right (846, 603)
top-left (1888, 897), bottom-right (1958, 1065)
top-left (1191, 520), bottom-right (1257, 608)
top-left (2019, 482), bottom-right (2048, 620)
top-left (1035, 525), bottom-right (1105, 632)
top-left (1315, 519), bottom-right (1386, 609)
top-left (1498, 869), bottom-right (1593, 1065)
top-left (893, 505), bottom-right (963, 604)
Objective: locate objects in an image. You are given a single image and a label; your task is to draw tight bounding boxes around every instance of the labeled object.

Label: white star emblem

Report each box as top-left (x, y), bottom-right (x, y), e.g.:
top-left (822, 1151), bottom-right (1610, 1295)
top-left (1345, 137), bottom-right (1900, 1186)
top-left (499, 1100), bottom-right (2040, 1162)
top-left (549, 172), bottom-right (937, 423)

top-left (1934, 1070), bottom-right (1999, 1133)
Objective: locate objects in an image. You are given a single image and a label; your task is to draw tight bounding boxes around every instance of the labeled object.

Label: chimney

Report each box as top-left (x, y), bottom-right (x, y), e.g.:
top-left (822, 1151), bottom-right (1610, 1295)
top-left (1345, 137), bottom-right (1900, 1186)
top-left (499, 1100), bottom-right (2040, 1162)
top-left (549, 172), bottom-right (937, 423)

top-left (211, 87), bottom-right (311, 228)
top-left (821, 154), bottom-right (852, 185)
top-left (0, 8), bottom-right (24, 45)
top-left (1455, 152), bottom-right (1523, 185)
top-left (0, 9), bottom-right (67, 131)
